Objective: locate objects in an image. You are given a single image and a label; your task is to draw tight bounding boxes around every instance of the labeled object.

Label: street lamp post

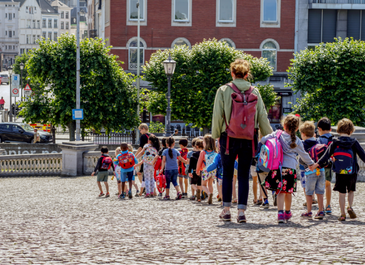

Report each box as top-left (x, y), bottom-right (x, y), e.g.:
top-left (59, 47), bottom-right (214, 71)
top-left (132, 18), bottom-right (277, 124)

top-left (162, 54), bottom-right (176, 137)
top-left (8, 66), bottom-right (13, 122)
top-left (20, 63), bottom-right (24, 102)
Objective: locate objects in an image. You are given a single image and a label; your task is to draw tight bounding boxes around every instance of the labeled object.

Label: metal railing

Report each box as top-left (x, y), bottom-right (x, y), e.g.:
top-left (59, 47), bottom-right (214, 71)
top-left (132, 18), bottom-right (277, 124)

top-left (83, 132), bottom-right (136, 145)
top-left (309, 0), bottom-right (365, 3)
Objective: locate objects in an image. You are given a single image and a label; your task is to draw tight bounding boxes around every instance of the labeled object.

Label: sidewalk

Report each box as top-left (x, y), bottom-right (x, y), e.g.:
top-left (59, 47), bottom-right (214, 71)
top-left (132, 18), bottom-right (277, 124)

top-left (1, 177), bottom-right (365, 264)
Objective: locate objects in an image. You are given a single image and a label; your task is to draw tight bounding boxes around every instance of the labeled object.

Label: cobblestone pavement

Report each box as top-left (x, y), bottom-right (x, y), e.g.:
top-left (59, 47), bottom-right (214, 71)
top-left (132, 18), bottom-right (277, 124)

top-left (1, 177), bottom-right (365, 264)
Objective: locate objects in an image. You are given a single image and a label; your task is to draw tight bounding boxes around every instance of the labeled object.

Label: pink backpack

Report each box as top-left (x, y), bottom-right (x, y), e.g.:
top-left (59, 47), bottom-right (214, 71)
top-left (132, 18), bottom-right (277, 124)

top-left (257, 130), bottom-right (283, 172)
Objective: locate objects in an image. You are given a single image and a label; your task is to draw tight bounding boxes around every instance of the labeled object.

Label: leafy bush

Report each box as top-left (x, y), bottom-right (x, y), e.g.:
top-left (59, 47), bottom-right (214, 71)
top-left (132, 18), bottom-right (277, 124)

top-left (149, 121), bottom-right (165, 133)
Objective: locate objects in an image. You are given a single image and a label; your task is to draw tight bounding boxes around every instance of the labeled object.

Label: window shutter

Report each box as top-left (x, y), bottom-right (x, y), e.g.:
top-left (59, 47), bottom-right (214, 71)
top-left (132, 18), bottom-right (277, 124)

top-left (308, 10), bottom-right (321, 43)
top-left (322, 10), bottom-right (337, 43)
top-left (347, 10), bottom-right (360, 40)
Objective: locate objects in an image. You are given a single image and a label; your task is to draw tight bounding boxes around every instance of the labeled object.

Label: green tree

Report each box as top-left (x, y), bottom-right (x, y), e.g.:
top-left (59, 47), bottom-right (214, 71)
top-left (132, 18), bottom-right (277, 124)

top-left (13, 52), bottom-right (31, 89)
top-left (143, 39), bottom-right (273, 132)
top-left (288, 37), bottom-right (365, 125)
top-left (21, 34), bottom-right (139, 140)
top-left (256, 84), bottom-right (280, 112)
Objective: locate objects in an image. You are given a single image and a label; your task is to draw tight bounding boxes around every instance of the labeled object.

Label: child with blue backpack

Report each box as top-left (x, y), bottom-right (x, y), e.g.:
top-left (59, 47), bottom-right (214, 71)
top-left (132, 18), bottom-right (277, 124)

top-left (310, 118), bottom-right (365, 221)
top-left (197, 134), bottom-right (218, 205)
top-left (299, 121), bottom-right (325, 219)
top-left (206, 141), bottom-right (223, 205)
top-left (260, 114), bottom-right (314, 223)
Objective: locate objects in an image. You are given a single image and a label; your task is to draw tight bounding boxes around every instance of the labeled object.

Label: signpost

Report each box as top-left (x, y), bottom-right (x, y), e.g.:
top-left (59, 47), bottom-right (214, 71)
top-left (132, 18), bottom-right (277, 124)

top-left (24, 84), bottom-right (32, 97)
top-left (11, 88), bottom-right (19, 97)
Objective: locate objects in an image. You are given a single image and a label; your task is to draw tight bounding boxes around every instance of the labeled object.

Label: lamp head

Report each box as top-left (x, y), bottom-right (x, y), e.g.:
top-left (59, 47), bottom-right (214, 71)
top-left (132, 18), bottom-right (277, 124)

top-left (162, 53), bottom-right (176, 76)
top-left (20, 63), bottom-right (24, 70)
top-left (8, 66), bottom-right (13, 75)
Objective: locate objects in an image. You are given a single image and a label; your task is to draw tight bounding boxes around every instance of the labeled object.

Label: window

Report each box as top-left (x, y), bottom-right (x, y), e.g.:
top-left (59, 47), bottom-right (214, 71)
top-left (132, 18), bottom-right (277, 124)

top-left (20, 49), bottom-right (25, 54)
top-left (129, 0), bottom-right (144, 20)
top-left (174, 0), bottom-right (189, 21)
top-left (33, 35), bottom-right (36, 44)
top-left (54, 32), bottom-right (57, 41)
top-left (9, 31), bottom-right (12, 38)
top-left (171, 37), bottom-right (191, 48)
top-left (128, 38), bottom-right (145, 70)
top-left (61, 22), bottom-right (64, 29)
top-left (27, 19), bottom-right (31, 28)
top-left (54, 19), bottom-right (58, 28)
top-left (216, 0), bottom-right (236, 27)
top-left (308, 9), bottom-right (336, 43)
top-left (66, 12), bottom-right (69, 19)
top-left (5, 31), bottom-right (7, 36)
top-left (33, 20), bottom-right (36, 28)
top-left (26, 35), bottom-right (30, 44)
top-left (13, 31), bottom-right (15, 36)
top-left (261, 40), bottom-right (277, 71)
top-left (37, 20), bottom-right (40, 28)
top-left (13, 13), bottom-right (15, 18)
top-left (29, 7), bottom-right (33, 14)
top-left (13, 45), bottom-right (15, 50)
top-left (9, 13), bottom-right (12, 20)
top-left (263, 0), bottom-right (277, 22)
top-left (5, 13), bottom-right (7, 18)
top-left (48, 32), bottom-right (52, 40)
top-left (26, 6), bottom-right (28, 13)
top-left (42, 32), bottom-right (46, 38)
top-left (48, 19), bottom-right (52, 28)
top-left (218, 0), bottom-right (233, 22)
top-left (347, 10), bottom-right (365, 40)
top-left (37, 35), bottom-right (40, 40)
top-left (219, 38), bottom-right (236, 48)
top-left (66, 22), bottom-right (69, 29)
top-left (61, 11), bottom-right (64, 18)
top-left (42, 19), bottom-right (46, 28)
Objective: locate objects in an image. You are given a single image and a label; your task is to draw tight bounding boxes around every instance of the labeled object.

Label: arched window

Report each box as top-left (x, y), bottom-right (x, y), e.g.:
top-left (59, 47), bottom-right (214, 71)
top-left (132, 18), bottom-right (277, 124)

top-left (261, 40), bottom-right (277, 71)
top-left (171, 37), bottom-right (191, 48)
top-left (127, 38), bottom-right (146, 70)
top-left (219, 38), bottom-right (236, 48)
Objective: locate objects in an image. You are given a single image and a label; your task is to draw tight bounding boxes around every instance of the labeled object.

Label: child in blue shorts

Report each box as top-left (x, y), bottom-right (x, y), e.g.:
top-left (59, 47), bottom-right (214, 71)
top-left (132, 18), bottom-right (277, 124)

top-left (299, 121), bottom-right (325, 219)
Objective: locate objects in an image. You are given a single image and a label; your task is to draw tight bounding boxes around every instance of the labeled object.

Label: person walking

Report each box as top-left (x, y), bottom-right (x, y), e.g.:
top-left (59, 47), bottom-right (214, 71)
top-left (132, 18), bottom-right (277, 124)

top-left (211, 59), bottom-right (273, 223)
top-left (0, 97), bottom-right (5, 110)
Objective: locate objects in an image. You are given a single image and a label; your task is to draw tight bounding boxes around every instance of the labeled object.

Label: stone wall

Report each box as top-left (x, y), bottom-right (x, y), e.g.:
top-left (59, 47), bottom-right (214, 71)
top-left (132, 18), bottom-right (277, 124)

top-left (0, 143), bottom-right (62, 155)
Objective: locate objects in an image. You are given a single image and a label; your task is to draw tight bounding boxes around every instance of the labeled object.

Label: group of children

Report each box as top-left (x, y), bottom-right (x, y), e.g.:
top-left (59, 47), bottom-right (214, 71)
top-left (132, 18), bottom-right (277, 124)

top-left (92, 116), bottom-right (364, 223)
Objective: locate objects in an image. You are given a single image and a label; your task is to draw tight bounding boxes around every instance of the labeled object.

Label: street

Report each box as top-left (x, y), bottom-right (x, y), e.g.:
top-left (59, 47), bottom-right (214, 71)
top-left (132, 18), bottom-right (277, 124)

top-left (1, 177), bottom-right (365, 264)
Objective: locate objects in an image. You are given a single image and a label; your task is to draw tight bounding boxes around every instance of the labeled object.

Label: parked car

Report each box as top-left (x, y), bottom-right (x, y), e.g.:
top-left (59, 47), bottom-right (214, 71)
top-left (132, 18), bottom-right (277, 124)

top-left (0, 74), bottom-right (9, 85)
top-left (0, 122), bottom-right (53, 143)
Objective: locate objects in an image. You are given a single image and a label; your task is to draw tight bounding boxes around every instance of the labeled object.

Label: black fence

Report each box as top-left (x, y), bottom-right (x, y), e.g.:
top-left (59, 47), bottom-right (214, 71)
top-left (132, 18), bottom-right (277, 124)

top-left (82, 132), bottom-right (136, 145)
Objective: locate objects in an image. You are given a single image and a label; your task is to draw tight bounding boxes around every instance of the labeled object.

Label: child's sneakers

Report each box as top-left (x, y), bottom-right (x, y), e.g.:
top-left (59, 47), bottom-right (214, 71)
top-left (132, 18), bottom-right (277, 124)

top-left (189, 195), bottom-right (196, 200)
top-left (135, 190), bottom-right (140, 197)
top-left (163, 196), bottom-right (170, 200)
top-left (278, 212), bottom-right (285, 223)
top-left (128, 191), bottom-right (133, 199)
top-left (158, 193), bottom-right (163, 197)
top-left (314, 211), bottom-right (325, 219)
top-left (260, 199), bottom-right (269, 209)
top-left (105, 192), bottom-right (110, 198)
top-left (284, 211), bottom-right (292, 221)
top-left (176, 192), bottom-right (182, 200)
top-left (119, 192), bottom-right (125, 199)
top-left (301, 212), bottom-right (312, 219)
top-left (98, 192), bottom-right (105, 197)
top-left (347, 207), bottom-right (357, 219)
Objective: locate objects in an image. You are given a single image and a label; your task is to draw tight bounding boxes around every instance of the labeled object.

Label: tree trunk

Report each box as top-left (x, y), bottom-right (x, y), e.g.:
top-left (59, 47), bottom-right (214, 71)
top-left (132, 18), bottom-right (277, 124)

top-left (203, 127), bottom-right (210, 135)
top-left (68, 121), bottom-right (76, 141)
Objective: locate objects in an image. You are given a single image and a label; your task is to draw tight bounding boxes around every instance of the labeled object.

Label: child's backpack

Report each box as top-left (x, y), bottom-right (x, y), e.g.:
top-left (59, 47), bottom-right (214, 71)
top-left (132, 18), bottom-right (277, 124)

top-left (333, 145), bottom-right (354, 174)
top-left (142, 145), bottom-right (158, 166)
top-left (179, 148), bottom-right (188, 175)
top-left (202, 151), bottom-right (217, 179)
top-left (100, 156), bottom-right (113, 170)
top-left (118, 152), bottom-right (136, 169)
top-left (154, 156), bottom-right (162, 178)
top-left (224, 83), bottom-right (258, 155)
top-left (156, 174), bottom-right (166, 193)
top-left (308, 144), bottom-right (328, 164)
top-left (318, 135), bottom-right (334, 168)
top-left (257, 130), bottom-right (283, 172)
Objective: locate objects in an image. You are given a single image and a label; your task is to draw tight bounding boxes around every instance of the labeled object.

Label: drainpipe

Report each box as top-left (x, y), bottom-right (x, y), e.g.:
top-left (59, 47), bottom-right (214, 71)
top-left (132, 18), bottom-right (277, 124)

top-left (294, 0), bottom-right (299, 54)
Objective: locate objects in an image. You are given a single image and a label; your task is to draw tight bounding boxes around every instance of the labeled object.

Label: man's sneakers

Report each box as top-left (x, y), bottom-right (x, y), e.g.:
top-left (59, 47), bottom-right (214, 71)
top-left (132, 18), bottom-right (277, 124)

top-left (219, 209), bottom-right (231, 221)
top-left (237, 212), bottom-right (247, 223)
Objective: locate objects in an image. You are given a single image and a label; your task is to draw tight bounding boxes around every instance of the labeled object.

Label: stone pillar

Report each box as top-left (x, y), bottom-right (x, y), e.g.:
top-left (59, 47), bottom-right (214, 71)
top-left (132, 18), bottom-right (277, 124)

top-left (0, 149), bottom-right (5, 155)
top-left (59, 141), bottom-right (98, 176)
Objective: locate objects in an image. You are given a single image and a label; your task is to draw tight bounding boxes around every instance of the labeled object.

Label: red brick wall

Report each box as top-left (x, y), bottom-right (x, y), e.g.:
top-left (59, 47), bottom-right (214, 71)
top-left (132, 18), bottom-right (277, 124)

top-left (110, 0), bottom-right (295, 72)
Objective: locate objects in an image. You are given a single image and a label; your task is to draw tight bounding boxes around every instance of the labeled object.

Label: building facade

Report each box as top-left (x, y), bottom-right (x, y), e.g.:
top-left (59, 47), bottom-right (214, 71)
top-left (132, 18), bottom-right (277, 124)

top-left (39, 0), bottom-right (59, 42)
top-left (51, 0), bottom-right (71, 36)
top-left (107, 0), bottom-right (296, 127)
top-left (0, 0), bottom-right (20, 67)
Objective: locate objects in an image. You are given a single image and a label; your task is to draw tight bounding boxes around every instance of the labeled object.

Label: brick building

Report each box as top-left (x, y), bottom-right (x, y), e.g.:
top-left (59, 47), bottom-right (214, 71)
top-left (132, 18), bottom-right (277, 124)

top-left (105, 0), bottom-right (297, 127)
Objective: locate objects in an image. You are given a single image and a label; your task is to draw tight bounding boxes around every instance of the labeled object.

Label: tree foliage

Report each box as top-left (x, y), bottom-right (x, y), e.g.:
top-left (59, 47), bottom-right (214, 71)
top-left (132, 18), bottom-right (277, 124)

top-left (13, 52), bottom-right (31, 87)
top-left (288, 38), bottom-right (365, 125)
top-left (21, 34), bottom-right (139, 140)
top-left (256, 84), bottom-right (280, 112)
top-left (143, 39), bottom-right (273, 130)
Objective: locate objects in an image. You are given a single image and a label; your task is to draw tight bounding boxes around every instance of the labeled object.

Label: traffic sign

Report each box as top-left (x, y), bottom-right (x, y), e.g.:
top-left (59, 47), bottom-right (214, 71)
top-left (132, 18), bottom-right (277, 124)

top-left (11, 88), bottom-right (19, 97)
top-left (24, 84), bottom-right (32, 97)
top-left (11, 74), bottom-right (19, 88)
top-left (72, 109), bottom-right (84, 120)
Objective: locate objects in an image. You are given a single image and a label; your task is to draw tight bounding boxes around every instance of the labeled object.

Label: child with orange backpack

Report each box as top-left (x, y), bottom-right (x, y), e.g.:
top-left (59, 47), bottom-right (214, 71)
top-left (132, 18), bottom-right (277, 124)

top-left (91, 146), bottom-right (115, 198)
top-left (178, 139), bottom-right (189, 198)
top-left (116, 142), bottom-right (138, 199)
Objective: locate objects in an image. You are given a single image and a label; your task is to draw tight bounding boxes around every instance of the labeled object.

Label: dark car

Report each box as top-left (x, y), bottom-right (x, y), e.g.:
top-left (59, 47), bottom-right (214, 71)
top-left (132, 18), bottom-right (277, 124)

top-left (0, 122), bottom-right (52, 143)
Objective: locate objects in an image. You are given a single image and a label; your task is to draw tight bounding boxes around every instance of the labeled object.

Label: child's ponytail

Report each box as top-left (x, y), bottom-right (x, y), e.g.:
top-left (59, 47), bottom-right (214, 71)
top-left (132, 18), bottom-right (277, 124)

top-left (167, 137), bottom-right (175, 159)
top-left (282, 114), bottom-right (301, 149)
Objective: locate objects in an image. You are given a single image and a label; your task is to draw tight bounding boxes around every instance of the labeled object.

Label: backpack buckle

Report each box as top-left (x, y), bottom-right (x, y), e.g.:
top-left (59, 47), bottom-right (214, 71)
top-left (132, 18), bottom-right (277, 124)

top-left (243, 95), bottom-right (248, 105)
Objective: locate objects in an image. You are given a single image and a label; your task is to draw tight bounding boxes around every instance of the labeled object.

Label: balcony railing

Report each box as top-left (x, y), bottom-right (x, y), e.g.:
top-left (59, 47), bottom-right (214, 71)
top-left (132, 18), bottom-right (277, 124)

top-left (310, 0), bottom-right (365, 3)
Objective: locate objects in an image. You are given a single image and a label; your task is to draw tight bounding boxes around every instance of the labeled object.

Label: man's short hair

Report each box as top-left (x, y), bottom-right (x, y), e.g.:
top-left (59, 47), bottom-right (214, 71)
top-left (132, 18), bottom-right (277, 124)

top-left (337, 118), bottom-right (355, 135)
top-left (138, 123), bottom-right (149, 131)
top-left (101, 146), bottom-right (108, 153)
top-left (299, 121), bottom-right (315, 138)
top-left (317, 117), bottom-right (331, 131)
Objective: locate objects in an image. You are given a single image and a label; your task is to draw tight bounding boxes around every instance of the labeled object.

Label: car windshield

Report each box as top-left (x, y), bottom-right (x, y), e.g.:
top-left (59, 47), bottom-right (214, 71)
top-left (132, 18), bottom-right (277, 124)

top-left (21, 124), bottom-right (35, 132)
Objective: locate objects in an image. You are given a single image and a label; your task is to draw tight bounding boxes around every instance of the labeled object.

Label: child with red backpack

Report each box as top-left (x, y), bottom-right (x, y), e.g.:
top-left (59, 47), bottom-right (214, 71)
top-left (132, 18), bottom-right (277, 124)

top-left (299, 121), bottom-right (326, 219)
top-left (178, 139), bottom-right (189, 198)
top-left (116, 143), bottom-right (138, 199)
top-left (310, 118), bottom-right (365, 221)
top-left (260, 115), bottom-right (314, 223)
top-left (91, 146), bottom-right (115, 198)
top-left (135, 135), bottom-right (160, 198)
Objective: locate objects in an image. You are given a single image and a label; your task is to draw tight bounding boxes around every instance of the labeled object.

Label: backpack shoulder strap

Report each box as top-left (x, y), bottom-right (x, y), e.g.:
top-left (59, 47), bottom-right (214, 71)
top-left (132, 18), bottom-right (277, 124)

top-left (226, 82), bottom-right (241, 94)
top-left (244, 86), bottom-right (255, 95)
top-left (276, 130), bottom-right (283, 139)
